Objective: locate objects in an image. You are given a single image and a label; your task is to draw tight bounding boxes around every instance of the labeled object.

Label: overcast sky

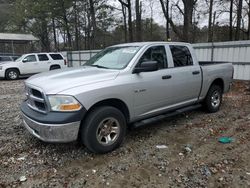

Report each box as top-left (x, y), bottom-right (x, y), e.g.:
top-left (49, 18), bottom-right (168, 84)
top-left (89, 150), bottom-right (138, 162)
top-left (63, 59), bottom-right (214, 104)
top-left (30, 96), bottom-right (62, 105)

top-left (109, 0), bottom-right (249, 30)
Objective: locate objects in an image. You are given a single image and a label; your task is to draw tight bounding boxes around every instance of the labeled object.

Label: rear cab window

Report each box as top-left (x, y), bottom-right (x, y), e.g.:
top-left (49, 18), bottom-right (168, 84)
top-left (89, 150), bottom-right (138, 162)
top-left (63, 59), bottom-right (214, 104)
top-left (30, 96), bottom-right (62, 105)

top-left (49, 54), bottom-right (64, 60)
top-left (170, 45), bottom-right (193, 67)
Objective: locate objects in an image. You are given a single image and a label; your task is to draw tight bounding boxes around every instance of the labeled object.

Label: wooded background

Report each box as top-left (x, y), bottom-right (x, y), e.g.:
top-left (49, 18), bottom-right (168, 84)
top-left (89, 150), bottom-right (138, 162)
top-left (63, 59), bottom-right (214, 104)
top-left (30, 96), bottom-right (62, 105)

top-left (0, 0), bottom-right (249, 51)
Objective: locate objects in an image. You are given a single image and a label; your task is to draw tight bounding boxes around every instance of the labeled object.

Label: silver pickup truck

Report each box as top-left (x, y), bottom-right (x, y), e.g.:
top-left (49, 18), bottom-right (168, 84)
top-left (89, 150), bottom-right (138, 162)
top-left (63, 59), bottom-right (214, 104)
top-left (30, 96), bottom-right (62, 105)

top-left (21, 42), bottom-right (233, 153)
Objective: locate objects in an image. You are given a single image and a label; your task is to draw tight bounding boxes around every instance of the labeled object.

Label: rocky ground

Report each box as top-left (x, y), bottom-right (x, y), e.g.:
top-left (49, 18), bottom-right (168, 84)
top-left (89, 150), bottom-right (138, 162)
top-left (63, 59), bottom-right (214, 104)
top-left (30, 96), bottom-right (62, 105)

top-left (0, 79), bottom-right (250, 188)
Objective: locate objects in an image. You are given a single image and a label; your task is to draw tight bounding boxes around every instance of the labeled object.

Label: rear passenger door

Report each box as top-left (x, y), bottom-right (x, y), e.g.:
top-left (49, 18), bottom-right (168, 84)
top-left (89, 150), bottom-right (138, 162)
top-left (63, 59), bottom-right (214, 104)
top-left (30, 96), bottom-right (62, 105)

top-left (168, 45), bottom-right (202, 104)
top-left (37, 54), bottom-right (50, 72)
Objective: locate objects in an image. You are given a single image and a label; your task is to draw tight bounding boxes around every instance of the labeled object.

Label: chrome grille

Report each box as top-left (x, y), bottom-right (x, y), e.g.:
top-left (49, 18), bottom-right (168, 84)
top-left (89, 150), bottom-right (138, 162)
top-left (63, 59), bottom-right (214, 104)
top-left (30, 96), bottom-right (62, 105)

top-left (26, 85), bottom-right (47, 113)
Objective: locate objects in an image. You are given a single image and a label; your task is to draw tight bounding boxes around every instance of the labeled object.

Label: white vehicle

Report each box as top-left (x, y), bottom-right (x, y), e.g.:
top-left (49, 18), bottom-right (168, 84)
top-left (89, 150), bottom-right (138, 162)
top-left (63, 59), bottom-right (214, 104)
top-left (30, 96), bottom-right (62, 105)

top-left (0, 53), bottom-right (67, 80)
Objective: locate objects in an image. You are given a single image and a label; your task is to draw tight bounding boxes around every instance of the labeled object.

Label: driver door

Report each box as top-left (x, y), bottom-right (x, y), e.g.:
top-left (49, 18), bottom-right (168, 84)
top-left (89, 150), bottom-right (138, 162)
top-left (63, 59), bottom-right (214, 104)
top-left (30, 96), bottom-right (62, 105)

top-left (19, 55), bottom-right (39, 74)
top-left (132, 45), bottom-right (174, 119)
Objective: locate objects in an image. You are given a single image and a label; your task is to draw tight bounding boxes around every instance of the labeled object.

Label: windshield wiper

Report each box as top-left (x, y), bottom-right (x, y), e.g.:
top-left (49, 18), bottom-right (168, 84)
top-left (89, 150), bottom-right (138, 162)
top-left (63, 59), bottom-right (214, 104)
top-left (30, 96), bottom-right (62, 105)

top-left (89, 65), bottom-right (109, 69)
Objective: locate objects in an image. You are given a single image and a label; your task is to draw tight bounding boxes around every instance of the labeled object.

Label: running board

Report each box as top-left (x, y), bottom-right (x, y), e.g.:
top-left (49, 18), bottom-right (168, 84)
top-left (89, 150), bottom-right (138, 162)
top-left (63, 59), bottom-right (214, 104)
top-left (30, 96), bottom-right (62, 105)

top-left (132, 104), bottom-right (202, 128)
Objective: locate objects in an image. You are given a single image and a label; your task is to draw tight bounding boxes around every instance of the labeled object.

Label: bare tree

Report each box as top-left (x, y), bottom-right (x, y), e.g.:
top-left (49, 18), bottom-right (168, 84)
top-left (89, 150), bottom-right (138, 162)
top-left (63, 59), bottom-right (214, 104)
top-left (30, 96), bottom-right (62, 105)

top-left (74, 0), bottom-right (79, 50)
top-left (247, 0), bottom-right (250, 39)
top-left (135, 0), bottom-right (142, 41)
top-left (159, 0), bottom-right (182, 39)
top-left (121, 4), bottom-right (128, 42)
top-left (118, 0), bottom-right (133, 42)
top-left (61, 0), bottom-right (72, 49)
top-left (229, 0), bottom-right (234, 40)
top-left (89, 0), bottom-right (97, 49)
top-left (235, 0), bottom-right (243, 40)
top-left (207, 0), bottom-right (214, 42)
top-left (159, 0), bottom-right (198, 42)
top-left (148, 0), bottom-right (154, 39)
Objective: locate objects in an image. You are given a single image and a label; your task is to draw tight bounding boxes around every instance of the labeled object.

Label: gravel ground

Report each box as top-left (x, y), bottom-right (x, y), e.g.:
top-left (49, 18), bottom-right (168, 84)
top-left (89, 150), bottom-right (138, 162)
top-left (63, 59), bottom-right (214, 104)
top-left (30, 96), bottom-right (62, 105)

top-left (0, 79), bottom-right (250, 188)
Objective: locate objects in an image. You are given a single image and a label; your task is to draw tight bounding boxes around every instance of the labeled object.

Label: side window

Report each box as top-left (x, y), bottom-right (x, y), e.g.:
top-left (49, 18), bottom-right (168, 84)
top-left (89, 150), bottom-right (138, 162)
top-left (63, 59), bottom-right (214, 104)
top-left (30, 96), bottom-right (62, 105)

top-left (23, 55), bottom-right (37, 63)
top-left (38, 54), bottom-right (49, 61)
top-left (170, 45), bottom-right (193, 67)
top-left (138, 46), bottom-right (167, 69)
top-left (49, 54), bottom-right (63, 60)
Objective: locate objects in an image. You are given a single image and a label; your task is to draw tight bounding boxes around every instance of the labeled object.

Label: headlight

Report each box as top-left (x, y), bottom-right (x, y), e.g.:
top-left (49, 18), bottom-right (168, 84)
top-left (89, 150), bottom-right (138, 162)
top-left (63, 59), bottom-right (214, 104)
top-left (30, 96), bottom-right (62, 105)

top-left (48, 95), bottom-right (82, 112)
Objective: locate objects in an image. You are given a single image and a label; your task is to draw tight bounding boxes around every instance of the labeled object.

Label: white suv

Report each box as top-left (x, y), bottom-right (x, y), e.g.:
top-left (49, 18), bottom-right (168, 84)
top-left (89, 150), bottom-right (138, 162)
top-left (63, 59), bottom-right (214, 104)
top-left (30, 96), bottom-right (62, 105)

top-left (0, 53), bottom-right (67, 80)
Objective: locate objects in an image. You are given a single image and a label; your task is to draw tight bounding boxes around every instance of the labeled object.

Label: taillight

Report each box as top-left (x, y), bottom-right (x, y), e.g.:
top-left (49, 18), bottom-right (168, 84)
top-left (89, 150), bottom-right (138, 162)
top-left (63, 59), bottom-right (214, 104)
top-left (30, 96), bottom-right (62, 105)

top-left (64, 59), bottom-right (67, 66)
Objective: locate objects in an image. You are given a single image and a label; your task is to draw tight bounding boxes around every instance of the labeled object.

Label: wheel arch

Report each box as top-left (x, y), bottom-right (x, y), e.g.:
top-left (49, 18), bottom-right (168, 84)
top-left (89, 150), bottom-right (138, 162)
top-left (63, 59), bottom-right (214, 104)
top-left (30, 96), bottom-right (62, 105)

top-left (50, 64), bottom-right (61, 70)
top-left (209, 78), bottom-right (224, 92)
top-left (5, 67), bottom-right (20, 77)
top-left (81, 98), bottom-right (130, 125)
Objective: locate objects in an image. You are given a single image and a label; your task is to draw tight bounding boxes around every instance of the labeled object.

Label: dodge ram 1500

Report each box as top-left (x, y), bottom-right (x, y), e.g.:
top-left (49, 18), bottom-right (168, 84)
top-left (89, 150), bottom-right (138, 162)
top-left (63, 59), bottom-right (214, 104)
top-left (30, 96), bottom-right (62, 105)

top-left (21, 42), bottom-right (234, 153)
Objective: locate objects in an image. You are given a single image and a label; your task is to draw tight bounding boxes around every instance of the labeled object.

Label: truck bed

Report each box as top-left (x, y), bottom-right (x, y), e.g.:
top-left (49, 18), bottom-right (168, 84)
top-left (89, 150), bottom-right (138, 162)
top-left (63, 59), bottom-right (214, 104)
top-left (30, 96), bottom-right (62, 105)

top-left (198, 61), bottom-right (233, 101)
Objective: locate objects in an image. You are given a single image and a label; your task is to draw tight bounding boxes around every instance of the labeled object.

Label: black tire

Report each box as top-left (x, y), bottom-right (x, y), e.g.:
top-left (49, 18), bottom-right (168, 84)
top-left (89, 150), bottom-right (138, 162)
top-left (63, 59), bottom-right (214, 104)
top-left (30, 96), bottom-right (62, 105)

top-left (204, 85), bottom-right (223, 113)
top-left (50, 65), bottom-right (61, 70)
top-left (80, 106), bottom-right (127, 154)
top-left (5, 69), bottom-right (19, 80)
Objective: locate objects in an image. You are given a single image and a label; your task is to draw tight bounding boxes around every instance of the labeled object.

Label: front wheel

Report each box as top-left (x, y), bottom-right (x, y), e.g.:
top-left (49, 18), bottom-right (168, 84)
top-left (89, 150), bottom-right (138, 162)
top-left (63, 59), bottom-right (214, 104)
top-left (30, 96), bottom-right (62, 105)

top-left (6, 69), bottom-right (19, 80)
top-left (204, 85), bottom-right (223, 113)
top-left (80, 106), bottom-right (127, 154)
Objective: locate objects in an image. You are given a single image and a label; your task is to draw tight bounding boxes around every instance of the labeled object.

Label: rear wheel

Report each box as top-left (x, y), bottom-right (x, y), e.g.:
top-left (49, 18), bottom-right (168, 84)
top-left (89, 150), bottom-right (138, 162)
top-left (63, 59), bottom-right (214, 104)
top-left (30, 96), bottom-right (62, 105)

top-left (204, 85), bottom-right (223, 113)
top-left (6, 69), bottom-right (19, 80)
top-left (80, 106), bottom-right (126, 154)
top-left (50, 65), bottom-right (61, 70)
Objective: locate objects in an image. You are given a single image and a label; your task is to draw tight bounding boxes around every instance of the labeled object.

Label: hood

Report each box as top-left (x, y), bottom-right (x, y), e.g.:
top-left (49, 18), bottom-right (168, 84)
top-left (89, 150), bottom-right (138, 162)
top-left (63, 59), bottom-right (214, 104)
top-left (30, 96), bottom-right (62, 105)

top-left (0, 61), bottom-right (15, 65)
top-left (25, 66), bottom-right (120, 94)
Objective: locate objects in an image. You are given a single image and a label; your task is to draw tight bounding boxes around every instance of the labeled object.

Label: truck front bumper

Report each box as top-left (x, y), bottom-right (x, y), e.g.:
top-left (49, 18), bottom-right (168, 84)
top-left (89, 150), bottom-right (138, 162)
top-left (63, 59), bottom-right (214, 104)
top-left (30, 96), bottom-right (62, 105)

top-left (22, 113), bottom-right (81, 142)
top-left (21, 101), bottom-right (86, 143)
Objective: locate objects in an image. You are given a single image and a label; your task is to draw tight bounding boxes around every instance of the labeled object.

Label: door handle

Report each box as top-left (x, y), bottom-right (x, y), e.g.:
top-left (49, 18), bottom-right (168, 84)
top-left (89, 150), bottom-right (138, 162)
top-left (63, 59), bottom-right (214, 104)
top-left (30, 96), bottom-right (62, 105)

top-left (192, 71), bottom-right (200, 75)
top-left (162, 75), bottom-right (172, 80)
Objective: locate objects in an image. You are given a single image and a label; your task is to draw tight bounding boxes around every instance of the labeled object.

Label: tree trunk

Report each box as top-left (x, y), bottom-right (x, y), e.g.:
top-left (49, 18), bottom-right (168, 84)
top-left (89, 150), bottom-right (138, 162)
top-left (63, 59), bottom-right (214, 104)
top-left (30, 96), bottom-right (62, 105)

top-left (159, 0), bottom-right (181, 38)
top-left (235, 0), bottom-right (243, 40)
top-left (182, 0), bottom-right (194, 42)
top-left (159, 0), bottom-right (196, 41)
top-left (118, 0), bottom-right (133, 42)
top-left (248, 0), bottom-right (250, 39)
top-left (40, 19), bottom-right (50, 52)
top-left (166, 0), bottom-right (170, 40)
top-left (149, 1), bottom-right (153, 39)
top-left (121, 4), bottom-right (128, 42)
top-left (61, 1), bottom-right (72, 49)
top-left (135, 0), bottom-right (142, 42)
top-left (74, 1), bottom-right (79, 50)
top-left (87, 12), bottom-right (91, 50)
top-left (89, 0), bottom-right (97, 49)
top-left (52, 18), bottom-right (58, 51)
top-left (208, 0), bottom-right (214, 42)
top-left (127, 0), bottom-right (133, 42)
top-left (229, 0), bottom-right (233, 40)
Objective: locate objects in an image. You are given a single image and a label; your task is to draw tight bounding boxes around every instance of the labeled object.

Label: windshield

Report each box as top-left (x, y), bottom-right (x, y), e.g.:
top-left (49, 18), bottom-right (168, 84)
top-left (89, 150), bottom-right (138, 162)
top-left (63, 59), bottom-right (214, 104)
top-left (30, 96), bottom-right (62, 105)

top-left (85, 46), bottom-right (140, 69)
top-left (15, 55), bottom-right (24, 62)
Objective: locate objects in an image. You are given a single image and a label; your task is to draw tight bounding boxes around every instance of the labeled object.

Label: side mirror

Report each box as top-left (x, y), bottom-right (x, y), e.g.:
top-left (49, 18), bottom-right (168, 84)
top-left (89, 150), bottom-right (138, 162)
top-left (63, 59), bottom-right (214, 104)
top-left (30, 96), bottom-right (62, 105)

top-left (133, 61), bottom-right (158, 74)
top-left (22, 58), bottom-right (28, 63)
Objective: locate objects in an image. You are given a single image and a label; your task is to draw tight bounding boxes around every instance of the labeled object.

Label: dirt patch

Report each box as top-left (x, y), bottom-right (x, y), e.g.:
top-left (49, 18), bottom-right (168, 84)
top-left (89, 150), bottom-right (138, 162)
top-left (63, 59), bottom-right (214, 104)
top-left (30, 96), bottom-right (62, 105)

top-left (0, 80), bottom-right (250, 187)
